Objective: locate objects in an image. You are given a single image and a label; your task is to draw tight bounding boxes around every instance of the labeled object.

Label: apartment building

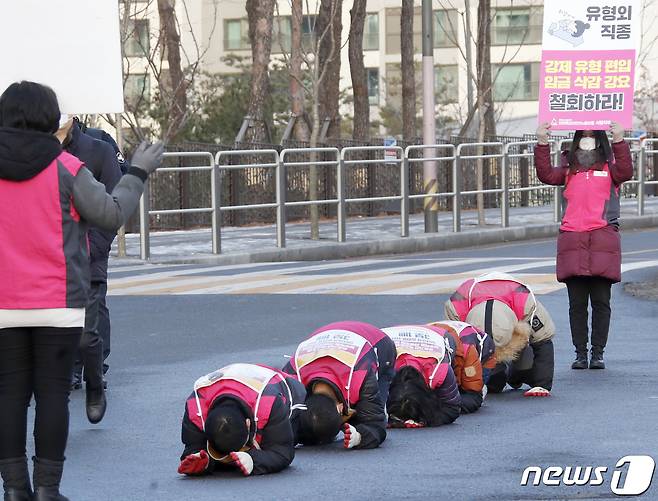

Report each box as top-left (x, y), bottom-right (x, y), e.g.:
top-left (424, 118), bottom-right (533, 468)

top-left (124, 0), bottom-right (658, 137)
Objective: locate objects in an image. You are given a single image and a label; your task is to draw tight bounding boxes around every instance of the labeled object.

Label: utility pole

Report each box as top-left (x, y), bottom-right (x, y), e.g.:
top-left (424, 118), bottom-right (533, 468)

top-left (422, 0), bottom-right (438, 232)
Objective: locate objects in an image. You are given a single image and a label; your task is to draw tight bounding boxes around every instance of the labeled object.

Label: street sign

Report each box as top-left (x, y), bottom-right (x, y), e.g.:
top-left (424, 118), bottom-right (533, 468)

top-left (384, 137), bottom-right (397, 163)
top-left (0, 0), bottom-right (124, 114)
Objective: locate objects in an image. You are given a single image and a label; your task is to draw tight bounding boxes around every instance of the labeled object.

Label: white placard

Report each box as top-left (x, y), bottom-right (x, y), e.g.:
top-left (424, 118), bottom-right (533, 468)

top-left (0, 0), bottom-right (124, 114)
top-left (542, 1), bottom-right (640, 51)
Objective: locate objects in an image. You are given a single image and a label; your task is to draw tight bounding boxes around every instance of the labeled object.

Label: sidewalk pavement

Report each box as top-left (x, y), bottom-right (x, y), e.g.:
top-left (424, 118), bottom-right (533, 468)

top-left (110, 198), bottom-right (658, 266)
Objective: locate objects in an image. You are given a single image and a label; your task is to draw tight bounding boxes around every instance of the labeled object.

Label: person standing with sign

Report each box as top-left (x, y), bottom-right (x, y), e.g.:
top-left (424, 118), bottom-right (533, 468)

top-left (0, 81), bottom-right (163, 501)
top-left (534, 122), bottom-right (633, 370)
top-left (178, 364), bottom-right (306, 477)
top-left (382, 325), bottom-right (461, 426)
top-left (282, 321), bottom-right (395, 449)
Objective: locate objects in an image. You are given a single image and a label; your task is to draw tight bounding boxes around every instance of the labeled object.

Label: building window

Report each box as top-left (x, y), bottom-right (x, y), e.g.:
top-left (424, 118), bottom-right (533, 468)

top-left (493, 62), bottom-right (540, 101)
top-left (433, 10), bottom-right (459, 48)
top-left (367, 68), bottom-right (380, 105)
top-left (124, 74), bottom-right (150, 107)
top-left (224, 18), bottom-right (250, 51)
top-left (124, 19), bottom-right (149, 57)
top-left (302, 15), bottom-right (317, 51)
top-left (491, 7), bottom-right (543, 45)
top-left (272, 17), bottom-right (292, 53)
top-left (434, 65), bottom-right (459, 103)
top-left (385, 7), bottom-right (421, 55)
top-left (364, 13), bottom-right (379, 50)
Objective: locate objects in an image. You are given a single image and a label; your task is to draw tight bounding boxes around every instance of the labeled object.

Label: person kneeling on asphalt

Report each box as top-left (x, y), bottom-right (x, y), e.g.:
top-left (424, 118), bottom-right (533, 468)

top-left (179, 363), bottom-right (306, 477)
top-left (427, 321), bottom-right (496, 413)
top-left (282, 321), bottom-right (395, 449)
top-left (445, 272), bottom-right (556, 397)
top-left (382, 325), bottom-right (461, 427)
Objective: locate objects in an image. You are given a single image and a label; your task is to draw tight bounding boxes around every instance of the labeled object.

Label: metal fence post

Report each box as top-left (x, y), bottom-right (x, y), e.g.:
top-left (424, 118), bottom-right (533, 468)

top-left (211, 155), bottom-right (221, 254)
top-left (638, 142), bottom-right (645, 216)
top-left (337, 155), bottom-right (347, 242)
top-left (276, 152), bottom-right (286, 248)
top-left (401, 152), bottom-right (410, 237)
top-left (501, 145), bottom-right (510, 228)
top-left (453, 154), bottom-right (461, 232)
top-left (139, 179), bottom-right (150, 260)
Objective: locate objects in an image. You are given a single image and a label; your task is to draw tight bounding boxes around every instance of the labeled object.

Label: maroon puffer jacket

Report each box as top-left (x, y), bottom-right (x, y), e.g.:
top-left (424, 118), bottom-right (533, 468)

top-left (534, 141), bottom-right (633, 283)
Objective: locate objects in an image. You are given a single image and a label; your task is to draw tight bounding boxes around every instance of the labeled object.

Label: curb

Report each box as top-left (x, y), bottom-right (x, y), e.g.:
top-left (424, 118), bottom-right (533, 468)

top-left (115, 214), bottom-right (658, 267)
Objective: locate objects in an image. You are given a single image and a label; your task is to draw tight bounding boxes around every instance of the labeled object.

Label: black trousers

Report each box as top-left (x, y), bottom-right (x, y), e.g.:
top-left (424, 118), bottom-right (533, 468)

top-left (73, 281), bottom-right (110, 386)
top-left (565, 277), bottom-right (612, 353)
top-left (487, 339), bottom-right (555, 392)
top-left (0, 327), bottom-right (81, 461)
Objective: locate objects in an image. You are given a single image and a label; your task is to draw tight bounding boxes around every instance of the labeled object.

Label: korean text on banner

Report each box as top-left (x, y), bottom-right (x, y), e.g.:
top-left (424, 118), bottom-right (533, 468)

top-left (538, 1), bottom-right (640, 130)
top-left (0, 0), bottom-right (124, 114)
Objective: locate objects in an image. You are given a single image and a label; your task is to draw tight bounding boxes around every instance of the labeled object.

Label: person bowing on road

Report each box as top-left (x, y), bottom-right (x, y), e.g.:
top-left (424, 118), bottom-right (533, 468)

top-left (282, 321), bottom-right (396, 450)
top-left (445, 272), bottom-right (556, 397)
top-left (382, 324), bottom-right (462, 427)
top-left (178, 363), bottom-right (306, 477)
top-left (427, 320), bottom-right (496, 413)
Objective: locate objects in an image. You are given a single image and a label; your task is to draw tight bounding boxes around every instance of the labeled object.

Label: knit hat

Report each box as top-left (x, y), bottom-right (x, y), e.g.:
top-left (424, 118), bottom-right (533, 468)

top-left (465, 299), bottom-right (530, 362)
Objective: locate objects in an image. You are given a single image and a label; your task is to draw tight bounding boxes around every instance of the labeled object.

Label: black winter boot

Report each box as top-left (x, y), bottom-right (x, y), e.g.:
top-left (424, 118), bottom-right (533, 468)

top-left (32, 458), bottom-right (68, 501)
top-left (589, 347), bottom-right (605, 370)
top-left (571, 348), bottom-right (588, 370)
top-left (85, 385), bottom-right (106, 424)
top-left (0, 456), bottom-right (32, 501)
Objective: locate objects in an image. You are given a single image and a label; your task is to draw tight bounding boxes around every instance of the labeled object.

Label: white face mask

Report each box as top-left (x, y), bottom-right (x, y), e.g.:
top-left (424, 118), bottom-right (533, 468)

top-left (579, 137), bottom-right (596, 151)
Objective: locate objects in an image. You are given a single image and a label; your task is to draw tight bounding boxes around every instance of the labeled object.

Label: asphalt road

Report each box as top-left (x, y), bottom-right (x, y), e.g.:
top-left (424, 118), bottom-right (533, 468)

top-left (50, 229), bottom-right (658, 500)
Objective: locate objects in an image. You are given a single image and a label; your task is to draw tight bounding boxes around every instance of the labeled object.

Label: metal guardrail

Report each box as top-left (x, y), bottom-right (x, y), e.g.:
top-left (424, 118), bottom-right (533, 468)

top-left (137, 142), bottom-right (658, 259)
top-left (139, 152), bottom-right (216, 260)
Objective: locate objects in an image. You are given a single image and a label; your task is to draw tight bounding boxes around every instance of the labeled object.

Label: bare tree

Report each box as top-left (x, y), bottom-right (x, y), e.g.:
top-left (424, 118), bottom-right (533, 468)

top-left (289, 0), bottom-right (311, 142)
top-left (110, 0), bottom-right (218, 144)
top-left (316, 0), bottom-right (343, 140)
top-left (245, 0), bottom-right (276, 143)
top-left (349, 0), bottom-right (369, 140)
top-left (273, 0), bottom-right (340, 238)
top-left (157, 0), bottom-right (187, 141)
top-left (401, 0), bottom-right (417, 141)
top-left (476, 0), bottom-right (496, 139)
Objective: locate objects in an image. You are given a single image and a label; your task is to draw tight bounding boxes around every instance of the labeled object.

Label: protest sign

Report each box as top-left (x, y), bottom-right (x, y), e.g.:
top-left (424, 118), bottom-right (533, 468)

top-left (0, 0), bottom-right (124, 114)
top-left (539, 1), bottom-right (641, 129)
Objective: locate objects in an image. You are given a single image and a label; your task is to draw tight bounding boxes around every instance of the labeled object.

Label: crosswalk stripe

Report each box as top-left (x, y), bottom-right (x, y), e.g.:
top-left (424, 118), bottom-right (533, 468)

top-left (108, 258), bottom-right (395, 293)
top-left (106, 257), bottom-right (658, 297)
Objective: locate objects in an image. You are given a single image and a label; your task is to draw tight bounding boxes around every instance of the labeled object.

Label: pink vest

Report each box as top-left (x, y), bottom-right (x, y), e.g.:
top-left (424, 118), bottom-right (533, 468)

top-left (384, 325), bottom-right (450, 390)
top-left (187, 364), bottom-right (286, 444)
top-left (450, 274), bottom-right (534, 322)
top-left (561, 163), bottom-right (617, 232)
top-left (0, 152), bottom-right (83, 308)
top-left (293, 326), bottom-right (376, 408)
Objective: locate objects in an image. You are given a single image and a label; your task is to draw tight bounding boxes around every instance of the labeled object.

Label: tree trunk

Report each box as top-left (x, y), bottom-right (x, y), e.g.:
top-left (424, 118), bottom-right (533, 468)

top-left (401, 0), bottom-right (417, 141)
top-left (290, 0), bottom-right (310, 143)
top-left (349, 0), bottom-right (369, 140)
top-left (309, 70), bottom-right (322, 240)
top-left (157, 0), bottom-right (187, 143)
top-left (476, 0), bottom-right (495, 225)
top-left (476, 0), bottom-right (496, 138)
top-left (245, 0), bottom-right (275, 143)
top-left (317, 0), bottom-right (343, 141)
